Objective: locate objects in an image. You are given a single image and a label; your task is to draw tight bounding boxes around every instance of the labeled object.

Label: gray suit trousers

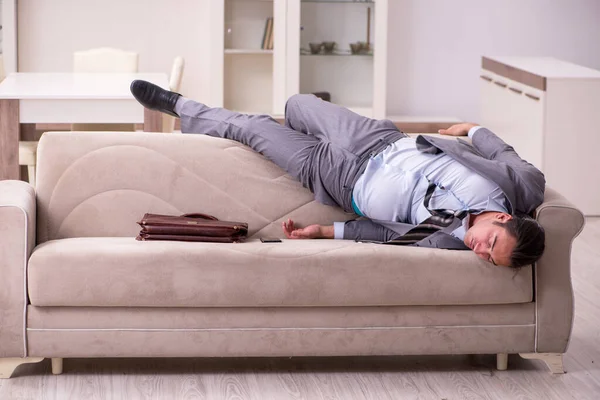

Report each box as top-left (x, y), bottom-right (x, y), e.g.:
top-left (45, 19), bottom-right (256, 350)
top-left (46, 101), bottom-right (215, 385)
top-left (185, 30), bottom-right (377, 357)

top-left (179, 94), bottom-right (406, 212)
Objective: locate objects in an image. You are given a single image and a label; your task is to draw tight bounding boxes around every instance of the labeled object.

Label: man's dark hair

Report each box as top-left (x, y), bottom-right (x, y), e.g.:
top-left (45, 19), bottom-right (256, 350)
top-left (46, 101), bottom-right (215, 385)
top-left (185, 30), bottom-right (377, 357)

top-left (494, 216), bottom-right (545, 268)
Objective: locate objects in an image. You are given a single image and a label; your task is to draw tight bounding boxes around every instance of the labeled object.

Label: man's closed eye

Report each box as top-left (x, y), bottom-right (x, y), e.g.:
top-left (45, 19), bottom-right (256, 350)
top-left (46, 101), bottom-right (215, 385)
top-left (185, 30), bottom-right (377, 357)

top-left (489, 235), bottom-right (497, 265)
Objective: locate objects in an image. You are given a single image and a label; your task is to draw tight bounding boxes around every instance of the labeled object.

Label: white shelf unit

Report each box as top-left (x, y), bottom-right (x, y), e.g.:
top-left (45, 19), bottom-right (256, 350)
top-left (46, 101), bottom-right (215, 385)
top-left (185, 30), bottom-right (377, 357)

top-left (210, 0), bottom-right (387, 118)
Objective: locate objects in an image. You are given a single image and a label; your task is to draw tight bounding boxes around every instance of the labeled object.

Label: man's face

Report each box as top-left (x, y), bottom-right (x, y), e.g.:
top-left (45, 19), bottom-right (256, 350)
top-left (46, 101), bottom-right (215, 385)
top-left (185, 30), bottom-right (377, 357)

top-left (464, 215), bottom-right (517, 267)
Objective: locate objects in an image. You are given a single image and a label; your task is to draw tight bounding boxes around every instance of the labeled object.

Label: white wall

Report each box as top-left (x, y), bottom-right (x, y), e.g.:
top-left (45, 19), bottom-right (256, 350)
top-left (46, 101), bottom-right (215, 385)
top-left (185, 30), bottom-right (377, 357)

top-left (387, 0), bottom-right (600, 122)
top-left (17, 0), bottom-right (214, 102)
top-left (16, 0), bottom-right (600, 121)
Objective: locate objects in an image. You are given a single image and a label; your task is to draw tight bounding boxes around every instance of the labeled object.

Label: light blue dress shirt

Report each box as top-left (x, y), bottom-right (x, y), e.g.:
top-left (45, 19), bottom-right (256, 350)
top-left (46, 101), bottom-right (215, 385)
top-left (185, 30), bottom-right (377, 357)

top-left (334, 127), bottom-right (509, 241)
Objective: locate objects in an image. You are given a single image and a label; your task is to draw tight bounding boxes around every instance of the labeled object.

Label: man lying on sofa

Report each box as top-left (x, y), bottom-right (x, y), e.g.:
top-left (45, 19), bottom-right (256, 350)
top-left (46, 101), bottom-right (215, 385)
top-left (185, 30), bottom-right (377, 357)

top-left (130, 80), bottom-right (545, 268)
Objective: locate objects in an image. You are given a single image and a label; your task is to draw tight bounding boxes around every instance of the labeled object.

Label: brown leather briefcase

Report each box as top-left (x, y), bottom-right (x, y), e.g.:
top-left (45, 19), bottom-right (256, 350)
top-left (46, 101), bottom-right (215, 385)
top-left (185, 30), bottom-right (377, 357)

top-left (136, 213), bottom-right (248, 243)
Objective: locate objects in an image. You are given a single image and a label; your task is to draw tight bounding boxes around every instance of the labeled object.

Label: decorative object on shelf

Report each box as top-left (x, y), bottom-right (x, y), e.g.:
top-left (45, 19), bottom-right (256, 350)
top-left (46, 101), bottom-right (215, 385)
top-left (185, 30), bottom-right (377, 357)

top-left (348, 41), bottom-right (372, 55)
top-left (312, 91), bottom-right (331, 102)
top-left (349, 42), bottom-right (364, 54)
top-left (322, 41), bottom-right (336, 54)
top-left (309, 42), bottom-right (323, 54)
top-left (299, 47), bottom-right (372, 56)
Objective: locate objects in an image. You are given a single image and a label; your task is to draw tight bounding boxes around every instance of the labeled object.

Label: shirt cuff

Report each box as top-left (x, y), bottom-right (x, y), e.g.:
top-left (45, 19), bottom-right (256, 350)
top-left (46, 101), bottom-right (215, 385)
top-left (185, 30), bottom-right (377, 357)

top-left (467, 126), bottom-right (483, 139)
top-left (333, 222), bottom-right (345, 239)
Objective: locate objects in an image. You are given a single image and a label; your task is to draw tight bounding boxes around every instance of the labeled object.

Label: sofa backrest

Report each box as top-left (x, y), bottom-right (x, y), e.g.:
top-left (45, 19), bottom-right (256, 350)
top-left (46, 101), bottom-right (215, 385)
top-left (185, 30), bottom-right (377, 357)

top-left (35, 132), bottom-right (355, 244)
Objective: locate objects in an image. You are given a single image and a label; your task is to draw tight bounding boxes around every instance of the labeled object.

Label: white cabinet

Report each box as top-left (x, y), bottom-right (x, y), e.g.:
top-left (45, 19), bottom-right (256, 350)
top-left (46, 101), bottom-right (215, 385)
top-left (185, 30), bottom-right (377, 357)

top-left (480, 56), bottom-right (600, 215)
top-left (480, 71), bottom-right (545, 169)
top-left (209, 0), bottom-right (388, 118)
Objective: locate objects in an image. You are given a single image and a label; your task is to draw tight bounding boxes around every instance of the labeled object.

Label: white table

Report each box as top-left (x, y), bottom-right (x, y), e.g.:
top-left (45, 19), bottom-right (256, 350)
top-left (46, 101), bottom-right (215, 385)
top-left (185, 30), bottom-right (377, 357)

top-left (0, 72), bottom-right (169, 180)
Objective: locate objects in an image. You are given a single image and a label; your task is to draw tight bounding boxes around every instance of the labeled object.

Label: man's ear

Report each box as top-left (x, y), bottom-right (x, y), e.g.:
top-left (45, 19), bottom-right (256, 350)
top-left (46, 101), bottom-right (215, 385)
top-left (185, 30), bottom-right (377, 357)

top-left (495, 213), bottom-right (513, 223)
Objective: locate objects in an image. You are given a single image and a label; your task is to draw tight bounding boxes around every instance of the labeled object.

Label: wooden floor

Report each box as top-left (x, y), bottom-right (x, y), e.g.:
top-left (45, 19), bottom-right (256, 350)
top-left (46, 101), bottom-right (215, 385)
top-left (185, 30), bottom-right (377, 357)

top-left (2, 218), bottom-right (599, 400)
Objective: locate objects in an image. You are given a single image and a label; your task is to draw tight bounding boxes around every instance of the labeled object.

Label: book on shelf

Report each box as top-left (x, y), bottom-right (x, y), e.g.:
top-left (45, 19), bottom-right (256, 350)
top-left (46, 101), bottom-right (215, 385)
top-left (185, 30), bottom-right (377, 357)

top-left (261, 17), bottom-right (273, 50)
top-left (261, 18), bottom-right (268, 49)
top-left (267, 18), bottom-right (274, 50)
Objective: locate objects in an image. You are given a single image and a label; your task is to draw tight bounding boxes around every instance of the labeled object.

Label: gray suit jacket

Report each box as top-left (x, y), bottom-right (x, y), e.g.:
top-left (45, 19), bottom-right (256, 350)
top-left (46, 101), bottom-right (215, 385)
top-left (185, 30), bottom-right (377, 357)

top-left (343, 128), bottom-right (546, 249)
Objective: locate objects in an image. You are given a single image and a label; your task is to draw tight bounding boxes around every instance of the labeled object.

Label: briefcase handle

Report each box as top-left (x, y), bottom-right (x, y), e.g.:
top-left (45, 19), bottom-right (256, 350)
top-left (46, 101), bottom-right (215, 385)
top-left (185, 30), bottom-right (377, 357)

top-left (181, 213), bottom-right (219, 221)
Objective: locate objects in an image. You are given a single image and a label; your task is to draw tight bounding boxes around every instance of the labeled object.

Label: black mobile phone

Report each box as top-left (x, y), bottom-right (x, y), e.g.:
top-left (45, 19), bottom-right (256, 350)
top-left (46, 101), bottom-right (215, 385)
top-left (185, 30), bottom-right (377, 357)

top-left (260, 237), bottom-right (282, 243)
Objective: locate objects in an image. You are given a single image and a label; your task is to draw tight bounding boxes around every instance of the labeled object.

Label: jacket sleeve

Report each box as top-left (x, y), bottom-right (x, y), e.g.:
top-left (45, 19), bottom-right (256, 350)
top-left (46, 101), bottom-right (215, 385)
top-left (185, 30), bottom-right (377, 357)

top-left (470, 127), bottom-right (546, 211)
top-left (342, 219), bottom-right (404, 242)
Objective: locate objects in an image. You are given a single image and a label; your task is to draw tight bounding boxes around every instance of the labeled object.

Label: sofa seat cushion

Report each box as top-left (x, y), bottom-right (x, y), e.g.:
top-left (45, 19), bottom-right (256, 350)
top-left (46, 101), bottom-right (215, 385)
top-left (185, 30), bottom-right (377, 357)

top-left (27, 237), bottom-right (533, 307)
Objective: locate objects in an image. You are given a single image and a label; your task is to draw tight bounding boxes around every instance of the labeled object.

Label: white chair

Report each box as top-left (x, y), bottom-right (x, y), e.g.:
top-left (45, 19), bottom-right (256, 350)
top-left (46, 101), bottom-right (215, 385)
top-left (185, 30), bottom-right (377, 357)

top-left (162, 56), bottom-right (185, 133)
top-left (18, 142), bottom-right (38, 188)
top-left (0, 55), bottom-right (5, 83)
top-left (73, 47), bottom-right (138, 73)
top-left (72, 47), bottom-right (139, 131)
top-left (1, 55), bottom-right (37, 187)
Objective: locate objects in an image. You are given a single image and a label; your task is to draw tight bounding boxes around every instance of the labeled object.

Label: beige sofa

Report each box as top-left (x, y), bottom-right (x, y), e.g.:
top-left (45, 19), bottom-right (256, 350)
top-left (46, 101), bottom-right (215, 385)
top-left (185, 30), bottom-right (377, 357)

top-left (0, 131), bottom-right (585, 378)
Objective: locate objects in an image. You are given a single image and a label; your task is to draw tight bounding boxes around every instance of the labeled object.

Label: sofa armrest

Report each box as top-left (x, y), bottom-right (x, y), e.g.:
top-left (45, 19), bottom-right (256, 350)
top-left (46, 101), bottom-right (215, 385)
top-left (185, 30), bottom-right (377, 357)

top-left (0, 180), bottom-right (36, 357)
top-left (534, 187), bottom-right (585, 353)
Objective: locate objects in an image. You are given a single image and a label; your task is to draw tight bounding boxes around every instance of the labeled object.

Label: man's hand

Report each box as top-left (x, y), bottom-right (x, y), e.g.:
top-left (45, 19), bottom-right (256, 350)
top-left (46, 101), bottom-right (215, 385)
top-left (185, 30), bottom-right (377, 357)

top-left (438, 123), bottom-right (478, 137)
top-left (282, 218), bottom-right (334, 239)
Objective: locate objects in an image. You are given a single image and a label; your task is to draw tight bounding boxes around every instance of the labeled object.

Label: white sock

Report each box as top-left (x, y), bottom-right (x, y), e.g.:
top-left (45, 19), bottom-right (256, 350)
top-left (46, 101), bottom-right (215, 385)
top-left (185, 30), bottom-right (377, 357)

top-left (174, 96), bottom-right (189, 116)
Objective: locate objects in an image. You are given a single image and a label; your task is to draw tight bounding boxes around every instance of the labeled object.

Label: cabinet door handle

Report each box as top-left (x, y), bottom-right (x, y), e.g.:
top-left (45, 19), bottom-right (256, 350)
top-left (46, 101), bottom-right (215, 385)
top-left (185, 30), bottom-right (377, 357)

top-left (480, 75), bottom-right (492, 82)
top-left (509, 87), bottom-right (523, 94)
top-left (525, 93), bottom-right (540, 101)
top-left (494, 81), bottom-right (507, 88)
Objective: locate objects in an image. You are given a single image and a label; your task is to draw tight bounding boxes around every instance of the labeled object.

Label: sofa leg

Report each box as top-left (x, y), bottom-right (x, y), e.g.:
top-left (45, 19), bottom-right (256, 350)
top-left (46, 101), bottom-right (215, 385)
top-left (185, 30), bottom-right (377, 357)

top-left (519, 353), bottom-right (565, 374)
top-left (0, 357), bottom-right (45, 379)
top-left (496, 353), bottom-right (508, 370)
top-left (51, 358), bottom-right (63, 375)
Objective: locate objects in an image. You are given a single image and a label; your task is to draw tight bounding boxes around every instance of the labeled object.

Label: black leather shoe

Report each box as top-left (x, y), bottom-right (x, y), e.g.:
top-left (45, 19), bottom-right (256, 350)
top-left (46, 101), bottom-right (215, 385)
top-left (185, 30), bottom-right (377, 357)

top-left (130, 80), bottom-right (181, 117)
